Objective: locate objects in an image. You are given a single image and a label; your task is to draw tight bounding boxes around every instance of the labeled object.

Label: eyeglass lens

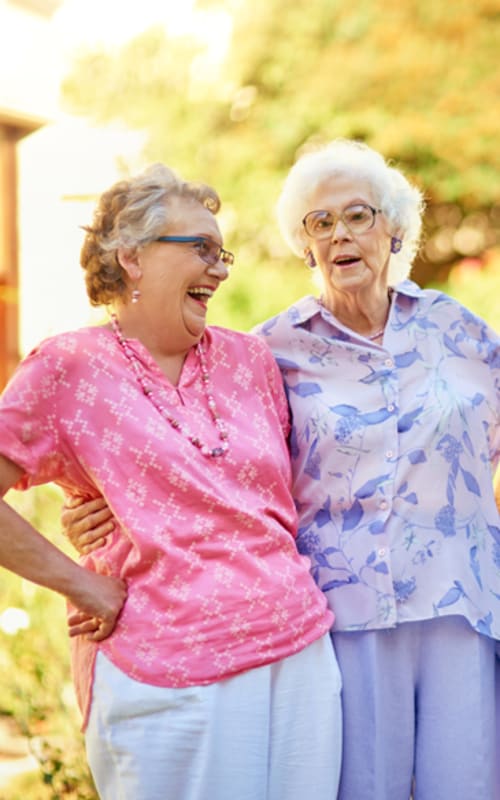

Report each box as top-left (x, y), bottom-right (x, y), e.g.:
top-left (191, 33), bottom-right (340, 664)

top-left (196, 239), bottom-right (234, 266)
top-left (304, 204), bottom-right (377, 239)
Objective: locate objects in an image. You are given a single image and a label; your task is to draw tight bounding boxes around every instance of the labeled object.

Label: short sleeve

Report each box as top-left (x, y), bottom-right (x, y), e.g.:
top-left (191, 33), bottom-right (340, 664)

top-left (0, 343), bottom-right (67, 488)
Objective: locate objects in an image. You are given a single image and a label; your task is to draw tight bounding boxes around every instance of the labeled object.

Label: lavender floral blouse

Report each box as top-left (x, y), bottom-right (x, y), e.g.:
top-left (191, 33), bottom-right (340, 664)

top-left (255, 280), bottom-right (500, 639)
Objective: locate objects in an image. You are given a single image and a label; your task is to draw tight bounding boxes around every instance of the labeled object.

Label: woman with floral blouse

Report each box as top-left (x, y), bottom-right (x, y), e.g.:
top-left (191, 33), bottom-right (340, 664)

top-left (254, 138), bottom-right (500, 800)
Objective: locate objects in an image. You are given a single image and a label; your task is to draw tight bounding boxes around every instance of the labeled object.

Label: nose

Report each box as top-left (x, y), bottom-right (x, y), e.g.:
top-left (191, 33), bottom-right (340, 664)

top-left (207, 260), bottom-right (230, 281)
top-left (330, 218), bottom-right (352, 242)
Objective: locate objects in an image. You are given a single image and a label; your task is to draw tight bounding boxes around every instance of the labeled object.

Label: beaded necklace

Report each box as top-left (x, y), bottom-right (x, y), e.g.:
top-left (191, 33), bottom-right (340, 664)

top-left (110, 314), bottom-right (229, 458)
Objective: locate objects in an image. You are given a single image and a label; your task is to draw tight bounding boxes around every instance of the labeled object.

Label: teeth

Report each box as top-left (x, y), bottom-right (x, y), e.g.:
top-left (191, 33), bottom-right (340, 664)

top-left (188, 288), bottom-right (213, 297)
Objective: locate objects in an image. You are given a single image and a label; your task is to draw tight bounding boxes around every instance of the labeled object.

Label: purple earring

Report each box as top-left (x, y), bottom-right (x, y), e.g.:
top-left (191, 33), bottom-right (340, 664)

top-left (390, 237), bottom-right (403, 254)
top-left (304, 250), bottom-right (317, 269)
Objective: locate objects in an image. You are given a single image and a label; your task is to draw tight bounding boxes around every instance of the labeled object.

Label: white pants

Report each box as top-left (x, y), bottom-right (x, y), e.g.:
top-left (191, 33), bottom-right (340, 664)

top-left (85, 634), bottom-right (342, 800)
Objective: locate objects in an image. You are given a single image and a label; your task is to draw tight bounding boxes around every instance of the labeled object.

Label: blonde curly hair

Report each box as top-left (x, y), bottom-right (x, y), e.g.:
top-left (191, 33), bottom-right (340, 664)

top-left (80, 163), bottom-right (221, 306)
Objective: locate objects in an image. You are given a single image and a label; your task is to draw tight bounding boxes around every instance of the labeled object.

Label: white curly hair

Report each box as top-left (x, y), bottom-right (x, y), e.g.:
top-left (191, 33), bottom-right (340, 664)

top-left (276, 139), bottom-right (425, 284)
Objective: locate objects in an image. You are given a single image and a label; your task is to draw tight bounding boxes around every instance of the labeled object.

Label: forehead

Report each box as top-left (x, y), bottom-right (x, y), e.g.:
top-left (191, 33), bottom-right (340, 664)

top-left (306, 175), bottom-right (377, 211)
top-left (164, 195), bottom-right (221, 239)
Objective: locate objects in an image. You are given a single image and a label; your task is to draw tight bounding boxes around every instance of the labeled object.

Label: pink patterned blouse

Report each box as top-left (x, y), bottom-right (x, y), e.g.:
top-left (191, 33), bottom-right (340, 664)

top-left (0, 325), bottom-right (333, 727)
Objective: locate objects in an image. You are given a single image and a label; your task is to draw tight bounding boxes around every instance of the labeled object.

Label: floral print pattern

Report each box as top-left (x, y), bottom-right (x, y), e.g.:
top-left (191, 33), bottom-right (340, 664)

top-left (255, 280), bottom-right (500, 638)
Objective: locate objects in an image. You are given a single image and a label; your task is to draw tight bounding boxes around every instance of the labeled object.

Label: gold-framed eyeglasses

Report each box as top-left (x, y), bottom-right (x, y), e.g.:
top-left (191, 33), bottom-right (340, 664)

top-left (155, 236), bottom-right (235, 267)
top-left (302, 204), bottom-right (382, 240)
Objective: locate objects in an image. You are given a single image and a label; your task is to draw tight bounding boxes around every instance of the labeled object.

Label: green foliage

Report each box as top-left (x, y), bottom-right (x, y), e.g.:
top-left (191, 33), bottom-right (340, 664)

top-left (429, 247), bottom-right (500, 331)
top-left (0, 486), bottom-right (97, 799)
top-left (61, 0), bottom-right (499, 329)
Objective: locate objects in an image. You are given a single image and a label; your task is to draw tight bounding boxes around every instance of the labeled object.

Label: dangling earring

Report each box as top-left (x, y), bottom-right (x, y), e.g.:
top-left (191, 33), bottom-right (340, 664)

top-left (131, 287), bottom-right (141, 303)
top-left (390, 237), bottom-right (403, 254)
top-left (304, 250), bottom-right (317, 269)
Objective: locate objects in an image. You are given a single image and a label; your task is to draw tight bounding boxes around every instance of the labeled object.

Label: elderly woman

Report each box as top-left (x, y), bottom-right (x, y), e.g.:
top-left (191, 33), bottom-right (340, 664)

top-left (0, 164), bottom-right (342, 800)
top-left (254, 139), bottom-right (500, 800)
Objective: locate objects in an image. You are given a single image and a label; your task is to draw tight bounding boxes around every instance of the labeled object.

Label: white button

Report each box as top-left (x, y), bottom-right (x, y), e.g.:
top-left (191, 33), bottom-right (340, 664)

top-left (387, 404), bottom-right (395, 412)
top-left (378, 548), bottom-right (386, 558)
top-left (385, 359), bottom-right (394, 368)
top-left (379, 500), bottom-right (389, 510)
top-left (385, 450), bottom-right (394, 458)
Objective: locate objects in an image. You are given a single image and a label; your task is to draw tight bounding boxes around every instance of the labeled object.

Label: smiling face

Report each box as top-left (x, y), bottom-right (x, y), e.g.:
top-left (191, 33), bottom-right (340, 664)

top-left (305, 175), bottom-right (395, 311)
top-left (117, 195), bottom-right (229, 353)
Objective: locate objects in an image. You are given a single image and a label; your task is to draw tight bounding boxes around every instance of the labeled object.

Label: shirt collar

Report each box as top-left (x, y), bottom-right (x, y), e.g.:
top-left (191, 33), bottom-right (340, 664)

top-left (287, 279), bottom-right (424, 328)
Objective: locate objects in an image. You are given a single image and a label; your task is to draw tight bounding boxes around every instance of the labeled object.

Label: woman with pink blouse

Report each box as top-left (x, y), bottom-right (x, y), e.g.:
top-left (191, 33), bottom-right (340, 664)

top-left (0, 164), bottom-right (342, 800)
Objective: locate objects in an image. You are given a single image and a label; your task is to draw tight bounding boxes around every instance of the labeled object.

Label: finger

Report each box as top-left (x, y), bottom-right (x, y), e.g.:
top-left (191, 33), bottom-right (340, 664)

top-left (62, 498), bottom-right (111, 531)
top-left (86, 620), bottom-right (114, 642)
top-left (69, 618), bottom-right (101, 637)
top-left (81, 536), bottom-right (108, 555)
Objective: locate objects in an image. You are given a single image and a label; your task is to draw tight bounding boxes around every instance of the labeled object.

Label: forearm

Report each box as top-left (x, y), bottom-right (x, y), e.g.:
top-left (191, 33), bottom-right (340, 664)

top-left (0, 497), bottom-right (82, 597)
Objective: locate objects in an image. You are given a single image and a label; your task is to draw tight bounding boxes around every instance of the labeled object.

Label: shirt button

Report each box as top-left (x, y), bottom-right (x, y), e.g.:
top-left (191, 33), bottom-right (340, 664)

top-left (385, 358), bottom-right (394, 368)
top-left (385, 450), bottom-right (394, 458)
top-left (387, 404), bottom-right (395, 412)
top-left (378, 548), bottom-right (386, 558)
top-left (379, 500), bottom-right (389, 510)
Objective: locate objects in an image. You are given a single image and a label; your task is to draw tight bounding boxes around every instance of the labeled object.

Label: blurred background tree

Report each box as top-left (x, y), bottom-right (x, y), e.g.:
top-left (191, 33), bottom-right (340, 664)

top-left (61, 0), bottom-right (499, 330)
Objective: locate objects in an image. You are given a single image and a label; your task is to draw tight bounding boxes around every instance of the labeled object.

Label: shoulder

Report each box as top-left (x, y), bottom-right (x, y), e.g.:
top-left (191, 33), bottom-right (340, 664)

top-left (24, 326), bottom-right (107, 360)
top-left (252, 296), bottom-right (318, 340)
top-left (10, 327), bottom-right (109, 389)
top-left (205, 325), bottom-right (274, 360)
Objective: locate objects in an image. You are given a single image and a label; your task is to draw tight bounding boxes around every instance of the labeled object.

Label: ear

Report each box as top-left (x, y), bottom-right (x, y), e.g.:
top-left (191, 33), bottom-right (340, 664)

top-left (117, 247), bottom-right (142, 280)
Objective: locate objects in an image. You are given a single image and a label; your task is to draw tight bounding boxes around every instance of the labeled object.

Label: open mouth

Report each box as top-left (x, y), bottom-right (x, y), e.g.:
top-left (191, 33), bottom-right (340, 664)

top-left (333, 255), bottom-right (360, 266)
top-left (187, 287), bottom-right (214, 306)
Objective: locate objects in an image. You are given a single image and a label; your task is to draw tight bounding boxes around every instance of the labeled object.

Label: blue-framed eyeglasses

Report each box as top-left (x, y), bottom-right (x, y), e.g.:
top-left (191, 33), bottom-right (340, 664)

top-left (303, 204), bottom-right (382, 240)
top-left (155, 236), bottom-right (235, 267)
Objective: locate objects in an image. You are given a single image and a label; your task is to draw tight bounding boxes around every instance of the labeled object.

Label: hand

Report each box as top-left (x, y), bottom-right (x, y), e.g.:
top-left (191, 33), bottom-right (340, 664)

top-left (67, 570), bottom-right (127, 641)
top-left (62, 495), bottom-right (115, 555)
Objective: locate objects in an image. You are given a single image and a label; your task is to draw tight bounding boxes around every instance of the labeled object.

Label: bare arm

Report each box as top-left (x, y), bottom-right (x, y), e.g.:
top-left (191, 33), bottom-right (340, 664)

top-left (0, 454), bottom-right (126, 640)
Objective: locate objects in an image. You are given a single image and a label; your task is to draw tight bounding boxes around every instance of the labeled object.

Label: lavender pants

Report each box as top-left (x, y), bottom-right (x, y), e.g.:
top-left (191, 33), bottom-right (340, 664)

top-left (333, 616), bottom-right (497, 800)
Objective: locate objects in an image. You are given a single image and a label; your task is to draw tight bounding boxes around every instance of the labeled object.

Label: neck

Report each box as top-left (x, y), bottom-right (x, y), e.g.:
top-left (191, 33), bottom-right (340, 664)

top-left (114, 304), bottom-right (201, 351)
top-left (321, 287), bottom-right (393, 339)
top-left (110, 307), bottom-right (198, 385)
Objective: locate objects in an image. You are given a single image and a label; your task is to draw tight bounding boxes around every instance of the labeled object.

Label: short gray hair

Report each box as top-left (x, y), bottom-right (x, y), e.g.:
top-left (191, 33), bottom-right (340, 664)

top-left (81, 163), bottom-right (221, 306)
top-left (276, 139), bottom-right (425, 284)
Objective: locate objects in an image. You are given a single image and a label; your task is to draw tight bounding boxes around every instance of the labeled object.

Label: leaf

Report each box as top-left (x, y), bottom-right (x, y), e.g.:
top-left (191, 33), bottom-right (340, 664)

top-left (394, 350), bottom-right (422, 368)
top-left (462, 430), bottom-right (474, 455)
top-left (436, 584), bottom-right (464, 608)
top-left (487, 525), bottom-right (500, 546)
top-left (397, 407), bottom-right (424, 433)
top-left (443, 334), bottom-right (465, 358)
top-left (461, 468), bottom-right (481, 496)
top-left (408, 449), bottom-right (427, 464)
top-left (321, 575), bottom-right (359, 592)
top-left (275, 357), bottom-right (300, 369)
top-left (369, 520), bottom-right (385, 534)
top-left (329, 403), bottom-right (358, 416)
top-left (403, 492), bottom-right (418, 505)
top-left (355, 475), bottom-right (389, 499)
top-left (288, 381), bottom-right (322, 397)
top-left (476, 612), bottom-right (492, 636)
top-left (342, 499), bottom-right (363, 531)
top-left (314, 505), bottom-right (331, 527)
top-left (469, 545), bottom-right (482, 590)
top-left (360, 408), bottom-right (394, 424)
